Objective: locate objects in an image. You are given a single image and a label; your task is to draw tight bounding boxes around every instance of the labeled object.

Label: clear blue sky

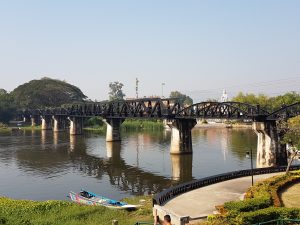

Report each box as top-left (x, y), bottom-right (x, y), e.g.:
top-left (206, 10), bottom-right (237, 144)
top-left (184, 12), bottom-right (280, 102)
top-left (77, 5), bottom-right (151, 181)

top-left (0, 0), bottom-right (299, 101)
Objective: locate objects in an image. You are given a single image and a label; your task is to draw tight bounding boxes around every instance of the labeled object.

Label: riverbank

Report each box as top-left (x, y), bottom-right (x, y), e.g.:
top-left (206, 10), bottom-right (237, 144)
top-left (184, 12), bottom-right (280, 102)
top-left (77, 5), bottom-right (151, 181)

top-left (0, 195), bottom-right (152, 225)
top-left (12, 119), bottom-right (165, 132)
top-left (195, 123), bottom-right (252, 129)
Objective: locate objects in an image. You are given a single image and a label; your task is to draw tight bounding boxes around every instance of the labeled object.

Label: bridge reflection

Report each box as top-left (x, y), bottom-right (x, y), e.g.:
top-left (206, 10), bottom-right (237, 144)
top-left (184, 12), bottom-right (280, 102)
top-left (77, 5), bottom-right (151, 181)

top-left (11, 131), bottom-right (193, 195)
top-left (68, 136), bottom-right (182, 194)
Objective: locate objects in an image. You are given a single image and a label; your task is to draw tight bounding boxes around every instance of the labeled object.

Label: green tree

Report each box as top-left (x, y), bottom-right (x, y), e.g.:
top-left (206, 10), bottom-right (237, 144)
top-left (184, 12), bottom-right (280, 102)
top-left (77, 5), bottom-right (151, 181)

top-left (0, 89), bottom-right (7, 95)
top-left (0, 90), bottom-right (16, 123)
top-left (11, 77), bottom-right (87, 108)
top-left (169, 91), bottom-right (193, 106)
top-left (232, 91), bottom-right (300, 112)
top-left (280, 116), bottom-right (300, 174)
top-left (109, 81), bottom-right (125, 101)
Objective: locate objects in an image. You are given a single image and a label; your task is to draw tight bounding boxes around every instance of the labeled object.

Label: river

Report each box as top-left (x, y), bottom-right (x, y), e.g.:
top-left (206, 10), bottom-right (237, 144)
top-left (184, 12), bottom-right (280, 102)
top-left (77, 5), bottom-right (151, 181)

top-left (0, 128), bottom-right (259, 201)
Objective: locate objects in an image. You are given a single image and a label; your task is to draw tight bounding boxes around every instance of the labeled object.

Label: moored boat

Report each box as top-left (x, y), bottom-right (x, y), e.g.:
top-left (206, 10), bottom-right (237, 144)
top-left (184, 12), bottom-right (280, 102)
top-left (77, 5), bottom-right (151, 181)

top-left (68, 190), bottom-right (139, 209)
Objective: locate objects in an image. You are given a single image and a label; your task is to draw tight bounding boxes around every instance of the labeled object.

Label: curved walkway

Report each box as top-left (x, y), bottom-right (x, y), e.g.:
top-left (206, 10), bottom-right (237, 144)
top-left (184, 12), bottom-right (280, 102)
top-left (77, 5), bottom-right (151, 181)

top-left (155, 173), bottom-right (283, 225)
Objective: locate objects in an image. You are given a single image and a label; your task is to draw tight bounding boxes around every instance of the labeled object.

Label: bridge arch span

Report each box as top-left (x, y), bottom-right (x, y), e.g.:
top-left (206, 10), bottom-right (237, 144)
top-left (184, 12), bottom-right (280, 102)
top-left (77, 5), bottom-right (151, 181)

top-left (267, 102), bottom-right (300, 121)
top-left (175, 101), bottom-right (269, 120)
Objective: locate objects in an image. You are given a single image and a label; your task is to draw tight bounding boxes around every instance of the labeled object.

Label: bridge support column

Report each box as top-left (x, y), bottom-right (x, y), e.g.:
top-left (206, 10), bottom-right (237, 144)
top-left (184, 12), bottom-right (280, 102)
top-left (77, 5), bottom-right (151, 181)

top-left (253, 121), bottom-right (287, 167)
top-left (23, 116), bottom-right (30, 123)
top-left (170, 119), bottom-right (197, 154)
top-left (105, 119), bottom-right (124, 142)
top-left (69, 117), bottom-right (83, 135)
top-left (31, 115), bottom-right (40, 127)
top-left (53, 115), bottom-right (66, 132)
top-left (41, 116), bottom-right (52, 130)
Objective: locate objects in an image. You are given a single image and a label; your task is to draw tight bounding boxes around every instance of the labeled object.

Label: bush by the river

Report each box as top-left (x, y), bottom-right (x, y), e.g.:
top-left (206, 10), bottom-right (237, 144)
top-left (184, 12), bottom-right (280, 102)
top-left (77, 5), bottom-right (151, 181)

top-left (122, 119), bottom-right (164, 131)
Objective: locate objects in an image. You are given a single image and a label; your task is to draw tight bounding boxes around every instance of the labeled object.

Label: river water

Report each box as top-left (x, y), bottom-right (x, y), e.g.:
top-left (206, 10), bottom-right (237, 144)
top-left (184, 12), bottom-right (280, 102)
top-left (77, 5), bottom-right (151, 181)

top-left (0, 128), bottom-right (259, 201)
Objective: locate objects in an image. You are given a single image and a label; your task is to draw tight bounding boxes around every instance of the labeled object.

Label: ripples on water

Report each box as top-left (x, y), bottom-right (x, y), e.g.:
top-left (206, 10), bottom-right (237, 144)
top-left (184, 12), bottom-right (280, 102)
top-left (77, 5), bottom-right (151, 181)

top-left (0, 128), bottom-right (266, 200)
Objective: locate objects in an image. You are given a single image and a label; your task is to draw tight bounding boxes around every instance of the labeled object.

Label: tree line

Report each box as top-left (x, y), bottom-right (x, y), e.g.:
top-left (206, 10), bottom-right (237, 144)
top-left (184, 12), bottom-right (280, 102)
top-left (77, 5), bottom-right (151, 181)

top-left (231, 91), bottom-right (300, 112)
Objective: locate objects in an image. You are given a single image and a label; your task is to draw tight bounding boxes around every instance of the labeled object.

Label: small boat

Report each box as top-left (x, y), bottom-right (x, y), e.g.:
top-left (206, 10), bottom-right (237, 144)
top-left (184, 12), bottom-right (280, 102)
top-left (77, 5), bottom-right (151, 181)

top-left (68, 190), bottom-right (139, 209)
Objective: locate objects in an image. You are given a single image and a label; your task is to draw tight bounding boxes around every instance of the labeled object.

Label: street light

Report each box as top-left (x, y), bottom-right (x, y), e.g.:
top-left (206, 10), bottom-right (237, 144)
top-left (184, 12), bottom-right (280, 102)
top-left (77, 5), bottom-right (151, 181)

top-left (161, 83), bottom-right (165, 98)
top-left (246, 148), bottom-right (254, 186)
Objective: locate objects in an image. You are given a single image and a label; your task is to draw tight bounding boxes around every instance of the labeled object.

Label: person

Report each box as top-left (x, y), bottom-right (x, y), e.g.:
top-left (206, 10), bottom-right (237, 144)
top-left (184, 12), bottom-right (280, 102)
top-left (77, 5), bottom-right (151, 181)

top-left (153, 209), bottom-right (172, 225)
top-left (162, 215), bottom-right (172, 225)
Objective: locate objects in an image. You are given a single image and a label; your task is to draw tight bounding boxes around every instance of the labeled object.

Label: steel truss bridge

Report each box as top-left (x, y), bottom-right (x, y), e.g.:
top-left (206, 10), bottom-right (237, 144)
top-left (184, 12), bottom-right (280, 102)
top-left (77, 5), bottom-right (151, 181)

top-left (20, 98), bottom-right (300, 122)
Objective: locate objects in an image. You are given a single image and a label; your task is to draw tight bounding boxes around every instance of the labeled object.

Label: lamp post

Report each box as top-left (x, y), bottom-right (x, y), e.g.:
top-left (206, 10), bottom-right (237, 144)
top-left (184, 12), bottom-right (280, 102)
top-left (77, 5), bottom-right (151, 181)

top-left (246, 148), bottom-right (254, 186)
top-left (161, 83), bottom-right (165, 98)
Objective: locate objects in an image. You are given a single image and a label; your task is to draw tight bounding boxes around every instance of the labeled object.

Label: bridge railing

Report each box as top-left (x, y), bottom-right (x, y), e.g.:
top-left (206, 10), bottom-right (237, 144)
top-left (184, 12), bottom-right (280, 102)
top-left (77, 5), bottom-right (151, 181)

top-left (153, 165), bottom-right (300, 206)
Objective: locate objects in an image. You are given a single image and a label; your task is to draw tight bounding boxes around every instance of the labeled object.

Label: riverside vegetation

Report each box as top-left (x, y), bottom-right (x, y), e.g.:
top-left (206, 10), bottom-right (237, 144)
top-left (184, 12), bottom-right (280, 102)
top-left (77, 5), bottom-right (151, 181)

top-left (0, 196), bottom-right (153, 225)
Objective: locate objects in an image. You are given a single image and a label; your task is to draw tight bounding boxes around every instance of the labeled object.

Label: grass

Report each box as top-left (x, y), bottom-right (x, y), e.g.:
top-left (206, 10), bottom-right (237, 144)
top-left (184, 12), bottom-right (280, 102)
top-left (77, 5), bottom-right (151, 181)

top-left (19, 125), bottom-right (42, 131)
top-left (121, 120), bottom-right (164, 131)
top-left (0, 127), bottom-right (11, 132)
top-left (83, 125), bottom-right (106, 133)
top-left (0, 195), bottom-right (153, 225)
top-left (281, 182), bottom-right (300, 208)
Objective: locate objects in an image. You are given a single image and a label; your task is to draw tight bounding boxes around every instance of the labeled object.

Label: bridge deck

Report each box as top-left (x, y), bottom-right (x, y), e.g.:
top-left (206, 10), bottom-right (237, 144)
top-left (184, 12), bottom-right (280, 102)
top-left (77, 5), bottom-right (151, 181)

top-left (155, 172), bottom-right (283, 224)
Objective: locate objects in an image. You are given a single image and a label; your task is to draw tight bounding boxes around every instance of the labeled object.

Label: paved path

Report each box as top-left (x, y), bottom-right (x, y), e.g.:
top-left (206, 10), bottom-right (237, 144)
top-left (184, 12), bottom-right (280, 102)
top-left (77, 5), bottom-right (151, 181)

top-left (160, 173), bottom-right (283, 221)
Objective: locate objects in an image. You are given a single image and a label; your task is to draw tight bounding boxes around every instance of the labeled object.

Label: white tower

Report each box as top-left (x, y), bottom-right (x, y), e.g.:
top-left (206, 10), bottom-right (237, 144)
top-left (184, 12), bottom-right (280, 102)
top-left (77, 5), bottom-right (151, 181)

top-left (221, 89), bottom-right (228, 102)
top-left (136, 78), bottom-right (139, 99)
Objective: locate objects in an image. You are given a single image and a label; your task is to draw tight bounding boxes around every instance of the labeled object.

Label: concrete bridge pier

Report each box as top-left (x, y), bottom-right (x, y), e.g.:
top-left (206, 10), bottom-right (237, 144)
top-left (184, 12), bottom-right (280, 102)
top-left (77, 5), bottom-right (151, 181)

top-left (41, 116), bottom-right (52, 130)
top-left (53, 115), bottom-right (66, 132)
top-left (69, 116), bottom-right (83, 135)
top-left (169, 119), bottom-right (197, 154)
top-left (253, 121), bottom-right (287, 167)
top-left (30, 115), bottom-right (41, 127)
top-left (23, 116), bottom-right (30, 123)
top-left (105, 119), bottom-right (124, 142)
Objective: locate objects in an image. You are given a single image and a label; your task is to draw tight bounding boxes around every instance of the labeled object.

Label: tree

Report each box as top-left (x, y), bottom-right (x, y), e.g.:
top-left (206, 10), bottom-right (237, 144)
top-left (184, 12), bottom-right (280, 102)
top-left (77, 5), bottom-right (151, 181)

top-left (280, 116), bottom-right (300, 174)
top-left (231, 91), bottom-right (300, 112)
top-left (0, 91), bottom-right (16, 123)
top-left (109, 82), bottom-right (125, 101)
top-left (169, 91), bottom-right (193, 106)
top-left (11, 77), bottom-right (87, 108)
top-left (0, 89), bottom-right (7, 95)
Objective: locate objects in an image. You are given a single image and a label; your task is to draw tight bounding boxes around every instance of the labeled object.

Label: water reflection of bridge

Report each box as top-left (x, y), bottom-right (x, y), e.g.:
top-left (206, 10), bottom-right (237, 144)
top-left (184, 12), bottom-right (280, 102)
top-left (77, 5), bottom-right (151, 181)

top-left (69, 137), bottom-right (193, 194)
top-left (12, 131), bottom-right (193, 195)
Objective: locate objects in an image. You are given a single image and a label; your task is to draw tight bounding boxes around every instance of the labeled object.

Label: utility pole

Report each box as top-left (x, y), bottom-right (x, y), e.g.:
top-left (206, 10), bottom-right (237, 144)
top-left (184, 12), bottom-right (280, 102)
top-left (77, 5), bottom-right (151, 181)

top-left (246, 148), bottom-right (254, 186)
top-left (161, 82), bottom-right (165, 98)
top-left (136, 78), bottom-right (139, 99)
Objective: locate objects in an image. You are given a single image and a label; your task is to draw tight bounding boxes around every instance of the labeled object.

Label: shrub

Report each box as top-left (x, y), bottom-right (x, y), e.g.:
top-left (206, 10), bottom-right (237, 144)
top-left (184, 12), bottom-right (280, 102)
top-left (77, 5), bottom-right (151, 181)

top-left (122, 119), bottom-right (164, 130)
top-left (224, 196), bottom-right (271, 212)
top-left (0, 123), bottom-right (8, 129)
top-left (85, 116), bottom-right (104, 127)
top-left (234, 207), bottom-right (300, 225)
top-left (209, 171), bottom-right (300, 225)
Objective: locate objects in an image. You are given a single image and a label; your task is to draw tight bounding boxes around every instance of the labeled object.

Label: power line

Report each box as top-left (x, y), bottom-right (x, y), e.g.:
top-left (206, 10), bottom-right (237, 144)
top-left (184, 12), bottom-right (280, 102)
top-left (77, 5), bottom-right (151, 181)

top-left (186, 75), bottom-right (300, 94)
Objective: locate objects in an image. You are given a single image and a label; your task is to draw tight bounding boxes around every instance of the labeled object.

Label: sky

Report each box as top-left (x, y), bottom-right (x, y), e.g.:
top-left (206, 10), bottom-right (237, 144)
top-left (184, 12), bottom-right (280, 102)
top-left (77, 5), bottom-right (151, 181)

top-left (0, 0), bottom-right (299, 102)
